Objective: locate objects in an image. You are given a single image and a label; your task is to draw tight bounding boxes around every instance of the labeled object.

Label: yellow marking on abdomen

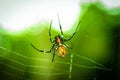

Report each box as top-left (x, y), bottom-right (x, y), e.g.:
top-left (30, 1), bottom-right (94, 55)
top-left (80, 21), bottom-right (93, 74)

top-left (57, 45), bottom-right (67, 57)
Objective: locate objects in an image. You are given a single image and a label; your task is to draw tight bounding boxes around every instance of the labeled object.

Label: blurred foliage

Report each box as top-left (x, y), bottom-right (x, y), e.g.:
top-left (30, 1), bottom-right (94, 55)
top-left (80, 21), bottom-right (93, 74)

top-left (0, 2), bottom-right (120, 80)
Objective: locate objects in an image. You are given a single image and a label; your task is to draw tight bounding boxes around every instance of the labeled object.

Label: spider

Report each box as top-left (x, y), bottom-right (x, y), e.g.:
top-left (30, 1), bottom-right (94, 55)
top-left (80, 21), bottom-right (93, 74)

top-left (31, 16), bottom-right (81, 62)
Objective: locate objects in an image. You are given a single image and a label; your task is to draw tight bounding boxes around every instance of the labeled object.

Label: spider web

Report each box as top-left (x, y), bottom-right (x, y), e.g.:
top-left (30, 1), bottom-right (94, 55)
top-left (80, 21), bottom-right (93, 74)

top-left (0, 39), bottom-right (112, 80)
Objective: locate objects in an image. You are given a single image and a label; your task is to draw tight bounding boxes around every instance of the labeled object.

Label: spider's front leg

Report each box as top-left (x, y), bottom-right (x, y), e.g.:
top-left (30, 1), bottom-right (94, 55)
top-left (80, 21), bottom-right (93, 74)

top-left (49, 20), bottom-right (55, 43)
top-left (64, 21), bottom-right (81, 42)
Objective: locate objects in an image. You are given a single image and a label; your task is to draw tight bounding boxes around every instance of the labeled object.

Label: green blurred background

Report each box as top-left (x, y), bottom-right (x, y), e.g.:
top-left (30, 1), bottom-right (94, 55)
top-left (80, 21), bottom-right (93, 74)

top-left (0, 2), bottom-right (120, 80)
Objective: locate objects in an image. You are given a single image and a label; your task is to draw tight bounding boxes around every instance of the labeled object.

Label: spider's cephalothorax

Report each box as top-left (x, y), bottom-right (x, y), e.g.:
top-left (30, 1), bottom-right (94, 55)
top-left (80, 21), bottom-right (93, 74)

top-left (31, 15), bottom-right (81, 61)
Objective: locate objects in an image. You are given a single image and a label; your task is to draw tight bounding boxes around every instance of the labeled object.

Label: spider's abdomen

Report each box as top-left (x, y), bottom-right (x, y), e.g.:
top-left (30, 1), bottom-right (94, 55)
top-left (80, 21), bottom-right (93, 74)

top-left (56, 45), bottom-right (67, 57)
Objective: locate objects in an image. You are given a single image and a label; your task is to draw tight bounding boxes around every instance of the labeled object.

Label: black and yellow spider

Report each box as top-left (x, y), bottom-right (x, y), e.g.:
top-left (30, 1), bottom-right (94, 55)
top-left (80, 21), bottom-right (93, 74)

top-left (31, 16), bottom-right (80, 61)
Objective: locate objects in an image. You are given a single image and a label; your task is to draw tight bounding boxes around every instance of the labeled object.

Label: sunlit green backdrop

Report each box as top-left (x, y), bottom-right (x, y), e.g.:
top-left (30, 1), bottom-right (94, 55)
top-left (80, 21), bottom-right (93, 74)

top-left (0, 2), bottom-right (120, 80)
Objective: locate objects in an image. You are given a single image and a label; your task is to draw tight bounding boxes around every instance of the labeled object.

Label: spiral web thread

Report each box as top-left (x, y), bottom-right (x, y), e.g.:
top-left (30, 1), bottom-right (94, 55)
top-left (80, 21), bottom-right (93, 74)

top-left (0, 45), bottom-right (112, 80)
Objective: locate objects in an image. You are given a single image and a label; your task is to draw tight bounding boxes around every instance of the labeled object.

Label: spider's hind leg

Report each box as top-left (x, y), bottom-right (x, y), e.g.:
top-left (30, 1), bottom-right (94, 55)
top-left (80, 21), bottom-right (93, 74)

top-left (64, 42), bottom-right (73, 49)
top-left (52, 52), bottom-right (56, 62)
top-left (31, 43), bottom-right (56, 53)
top-left (31, 44), bottom-right (46, 52)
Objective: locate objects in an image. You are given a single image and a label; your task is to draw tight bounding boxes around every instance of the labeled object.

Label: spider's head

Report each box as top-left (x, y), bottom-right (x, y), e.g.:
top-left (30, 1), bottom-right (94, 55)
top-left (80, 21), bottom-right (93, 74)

top-left (55, 35), bottom-right (63, 44)
top-left (55, 35), bottom-right (60, 39)
top-left (58, 34), bottom-right (61, 38)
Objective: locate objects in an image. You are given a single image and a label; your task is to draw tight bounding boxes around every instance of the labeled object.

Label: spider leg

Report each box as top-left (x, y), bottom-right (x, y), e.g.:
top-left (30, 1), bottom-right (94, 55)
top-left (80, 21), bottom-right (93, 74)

top-left (31, 44), bottom-right (44, 52)
top-left (52, 50), bottom-right (56, 62)
top-left (45, 43), bottom-right (55, 53)
top-left (31, 43), bottom-right (55, 53)
top-left (57, 14), bottom-right (64, 36)
top-left (49, 20), bottom-right (54, 43)
top-left (64, 21), bottom-right (81, 41)
top-left (64, 43), bottom-right (73, 49)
